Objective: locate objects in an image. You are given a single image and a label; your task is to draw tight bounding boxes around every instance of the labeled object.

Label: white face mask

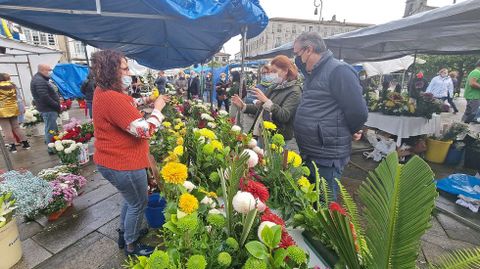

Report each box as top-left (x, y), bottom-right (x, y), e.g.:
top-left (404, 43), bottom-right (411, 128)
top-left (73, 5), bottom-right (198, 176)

top-left (360, 75), bottom-right (366, 80)
top-left (271, 73), bottom-right (283, 84)
top-left (122, 75), bottom-right (132, 89)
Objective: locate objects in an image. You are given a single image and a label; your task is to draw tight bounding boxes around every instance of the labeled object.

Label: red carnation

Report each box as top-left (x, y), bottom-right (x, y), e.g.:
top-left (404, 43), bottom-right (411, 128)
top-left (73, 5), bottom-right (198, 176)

top-left (329, 202), bottom-right (347, 216)
top-left (240, 178), bottom-right (269, 202)
top-left (198, 120), bottom-right (207, 129)
top-left (261, 208), bottom-right (285, 227)
top-left (279, 231), bottom-right (296, 248)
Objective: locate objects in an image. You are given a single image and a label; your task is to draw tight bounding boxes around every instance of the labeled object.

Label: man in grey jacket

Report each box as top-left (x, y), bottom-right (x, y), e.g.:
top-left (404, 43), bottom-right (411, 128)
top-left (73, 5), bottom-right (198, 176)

top-left (30, 64), bottom-right (60, 153)
top-left (293, 32), bottom-right (368, 200)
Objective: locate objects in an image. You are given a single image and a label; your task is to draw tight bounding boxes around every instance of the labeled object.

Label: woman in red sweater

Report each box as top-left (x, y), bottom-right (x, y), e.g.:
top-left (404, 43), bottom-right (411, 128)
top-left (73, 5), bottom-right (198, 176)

top-left (91, 50), bottom-right (167, 257)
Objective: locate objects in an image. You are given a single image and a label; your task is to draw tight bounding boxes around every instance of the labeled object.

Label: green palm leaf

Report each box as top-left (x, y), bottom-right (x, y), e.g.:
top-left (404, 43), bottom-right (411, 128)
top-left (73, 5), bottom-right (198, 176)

top-left (337, 179), bottom-right (369, 259)
top-left (432, 248), bottom-right (480, 269)
top-left (359, 153), bottom-right (437, 269)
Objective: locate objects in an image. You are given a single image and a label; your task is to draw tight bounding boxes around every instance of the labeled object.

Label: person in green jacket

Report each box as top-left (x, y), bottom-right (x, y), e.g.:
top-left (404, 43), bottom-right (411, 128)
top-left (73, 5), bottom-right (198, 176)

top-left (462, 60), bottom-right (480, 123)
top-left (232, 55), bottom-right (301, 143)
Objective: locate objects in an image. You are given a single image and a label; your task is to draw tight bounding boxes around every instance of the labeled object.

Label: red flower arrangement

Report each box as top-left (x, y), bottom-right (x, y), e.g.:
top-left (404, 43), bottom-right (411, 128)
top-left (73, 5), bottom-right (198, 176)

top-left (261, 209), bottom-right (297, 248)
top-left (328, 202), bottom-right (359, 252)
top-left (240, 178), bottom-right (269, 202)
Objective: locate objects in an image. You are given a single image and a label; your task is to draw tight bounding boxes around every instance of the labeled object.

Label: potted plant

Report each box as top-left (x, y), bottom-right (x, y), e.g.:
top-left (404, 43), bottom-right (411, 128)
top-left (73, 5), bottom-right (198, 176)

top-left (47, 140), bottom-right (83, 165)
top-left (424, 124), bottom-right (459, 165)
top-left (42, 178), bottom-right (78, 221)
top-left (22, 106), bottom-right (44, 136)
top-left (0, 192), bottom-right (23, 269)
top-left (442, 122), bottom-right (470, 166)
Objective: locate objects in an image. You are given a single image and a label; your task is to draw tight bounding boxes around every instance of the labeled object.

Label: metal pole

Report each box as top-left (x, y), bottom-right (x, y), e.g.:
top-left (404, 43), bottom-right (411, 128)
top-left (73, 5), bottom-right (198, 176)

top-left (83, 42), bottom-right (89, 66)
top-left (0, 134), bottom-right (14, 171)
top-left (237, 26), bottom-right (247, 128)
top-left (412, 50), bottom-right (418, 76)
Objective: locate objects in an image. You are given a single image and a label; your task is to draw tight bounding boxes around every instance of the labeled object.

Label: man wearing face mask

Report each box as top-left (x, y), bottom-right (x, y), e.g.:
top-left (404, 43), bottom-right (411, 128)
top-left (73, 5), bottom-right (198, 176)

top-left (293, 32), bottom-right (368, 201)
top-left (30, 64), bottom-right (61, 153)
top-left (426, 68), bottom-right (453, 102)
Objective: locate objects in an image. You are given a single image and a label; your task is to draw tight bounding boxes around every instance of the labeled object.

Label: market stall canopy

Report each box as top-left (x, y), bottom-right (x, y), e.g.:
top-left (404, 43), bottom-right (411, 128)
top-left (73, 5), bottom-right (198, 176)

top-left (248, 0), bottom-right (480, 62)
top-left (0, 0), bottom-right (268, 69)
top-left (362, 55), bottom-right (425, 76)
top-left (0, 36), bottom-right (62, 104)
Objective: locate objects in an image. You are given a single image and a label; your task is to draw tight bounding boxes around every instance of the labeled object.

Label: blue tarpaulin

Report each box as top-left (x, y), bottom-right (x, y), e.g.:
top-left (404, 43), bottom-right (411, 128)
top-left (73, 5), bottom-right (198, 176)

top-left (436, 174), bottom-right (480, 200)
top-left (0, 0), bottom-right (268, 69)
top-left (51, 64), bottom-right (89, 99)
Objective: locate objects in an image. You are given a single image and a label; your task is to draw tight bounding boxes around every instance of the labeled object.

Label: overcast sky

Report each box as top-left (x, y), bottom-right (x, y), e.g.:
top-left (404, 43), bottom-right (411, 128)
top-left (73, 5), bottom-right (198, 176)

top-left (223, 0), bottom-right (466, 56)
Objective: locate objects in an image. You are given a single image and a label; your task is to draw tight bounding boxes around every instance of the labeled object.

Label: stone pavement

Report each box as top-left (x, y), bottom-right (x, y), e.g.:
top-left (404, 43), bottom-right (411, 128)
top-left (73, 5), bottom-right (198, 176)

top-left (0, 99), bottom-right (478, 269)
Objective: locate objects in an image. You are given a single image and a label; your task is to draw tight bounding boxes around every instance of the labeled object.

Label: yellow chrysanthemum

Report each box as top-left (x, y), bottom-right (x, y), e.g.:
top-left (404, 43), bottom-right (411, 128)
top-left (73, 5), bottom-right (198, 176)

top-left (179, 193), bottom-right (199, 214)
top-left (287, 151), bottom-right (302, 168)
top-left (197, 128), bottom-right (217, 140)
top-left (177, 137), bottom-right (184, 145)
top-left (173, 145), bottom-right (184, 156)
top-left (161, 162), bottom-right (188, 184)
top-left (164, 153), bottom-right (180, 163)
top-left (211, 140), bottom-right (223, 151)
top-left (207, 192), bottom-right (218, 198)
top-left (263, 121), bottom-right (277, 131)
top-left (174, 124), bottom-right (182, 130)
top-left (162, 121), bottom-right (172, 128)
top-left (297, 176), bottom-right (311, 188)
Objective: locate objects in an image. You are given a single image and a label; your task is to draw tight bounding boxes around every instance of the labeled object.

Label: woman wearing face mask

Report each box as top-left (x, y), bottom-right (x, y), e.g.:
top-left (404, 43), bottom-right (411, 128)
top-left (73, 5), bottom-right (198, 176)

top-left (91, 50), bottom-right (169, 257)
top-left (232, 55), bottom-right (302, 144)
top-left (215, 72), bottom-right (231, 111)
top-left (174, 70), bottom-right (188, 96)
top-left (245, 65), bottom-right (273, 105)
top-left (426, 68), bottom-right (454, 102)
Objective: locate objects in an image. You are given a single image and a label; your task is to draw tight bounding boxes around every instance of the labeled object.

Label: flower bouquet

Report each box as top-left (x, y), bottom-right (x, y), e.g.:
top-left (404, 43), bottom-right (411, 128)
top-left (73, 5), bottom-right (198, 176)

top-left (43, 178), bottom-right (77, 221)
top-left (0, 170), bottom-right (53, 219)
top-left (22, 107), bottom-right (43, 127)
top-left (48, 140), bottom-right (83, 165)
top-left (414, 92), bottom-right (442, 119)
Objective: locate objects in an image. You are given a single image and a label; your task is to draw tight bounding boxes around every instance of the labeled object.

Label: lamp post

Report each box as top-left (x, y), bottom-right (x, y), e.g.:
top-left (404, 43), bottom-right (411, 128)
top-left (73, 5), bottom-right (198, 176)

top-left (314, 0), bottom-right (323, 21)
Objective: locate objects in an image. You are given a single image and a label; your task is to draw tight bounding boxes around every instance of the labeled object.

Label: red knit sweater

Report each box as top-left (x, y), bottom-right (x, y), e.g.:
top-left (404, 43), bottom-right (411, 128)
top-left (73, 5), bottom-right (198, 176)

top-left (93, 89), bottom-right (149, 170)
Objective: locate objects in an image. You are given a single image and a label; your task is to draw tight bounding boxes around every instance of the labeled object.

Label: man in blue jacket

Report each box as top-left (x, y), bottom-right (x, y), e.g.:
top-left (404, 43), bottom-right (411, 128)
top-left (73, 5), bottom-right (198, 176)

top-left (293, 32), bottom-right (368, 200)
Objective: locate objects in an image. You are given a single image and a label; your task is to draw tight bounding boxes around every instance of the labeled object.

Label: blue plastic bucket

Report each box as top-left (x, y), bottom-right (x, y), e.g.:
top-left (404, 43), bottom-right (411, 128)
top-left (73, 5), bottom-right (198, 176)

top-left (144, 193), bottom-right (166, 228)
top-left (445, 147), bottom-right (464, 166)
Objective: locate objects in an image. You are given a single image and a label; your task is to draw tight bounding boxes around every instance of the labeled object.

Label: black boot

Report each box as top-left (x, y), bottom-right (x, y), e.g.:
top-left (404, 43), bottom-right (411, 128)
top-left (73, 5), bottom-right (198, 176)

top-left (21, 141), bottom-right (31, 150)
top-left (9, 144), bottom-right (17, 153)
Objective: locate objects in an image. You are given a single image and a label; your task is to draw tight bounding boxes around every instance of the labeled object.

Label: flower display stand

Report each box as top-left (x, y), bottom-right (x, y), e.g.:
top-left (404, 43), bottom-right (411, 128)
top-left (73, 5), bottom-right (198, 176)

top-left (0, 218), bottom-right (23, 269)
top-left (47, 203), bottom-right (72, 222)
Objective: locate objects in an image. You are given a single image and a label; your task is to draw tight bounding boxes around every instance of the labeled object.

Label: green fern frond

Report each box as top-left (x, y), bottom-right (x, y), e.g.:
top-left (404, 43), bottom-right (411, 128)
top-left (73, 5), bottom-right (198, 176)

top-left (432, 248), bottom-right (480, 269)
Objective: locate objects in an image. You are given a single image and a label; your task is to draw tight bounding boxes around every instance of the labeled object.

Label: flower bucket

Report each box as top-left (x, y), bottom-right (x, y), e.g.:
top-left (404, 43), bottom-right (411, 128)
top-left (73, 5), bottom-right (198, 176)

top-left (48, 203), bottom-right (72, 222)
top-left (33, 123), bottom-right (44, 137)
top-left (87, 137), bottom-right (95, 156)
top-left (0, 218), bottom-right (23, 269)
top-left (78, 144), bottom-right (89, 165)
top-left (60, 111), bottom-right (70, 121)
top-left (145, 193), bottom-right (166, 229)
top-left (425, 138), bottom-right (452, 164)
top-left (445, 147), bottom-right (464, 166)
top-left (464, 136), bottom-right (480, 170)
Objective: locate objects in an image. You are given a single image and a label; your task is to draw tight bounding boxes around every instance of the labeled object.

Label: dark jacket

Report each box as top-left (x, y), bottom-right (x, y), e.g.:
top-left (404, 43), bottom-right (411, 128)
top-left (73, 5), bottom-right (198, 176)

top-left (294, 50), bottom-right (368, 160)
top-left (155, 76), bottom-right (167, 94)
top-left (215, 79), bottom-right (230, 100)
top-left (407, 77), bottom-right (428, 99)
top-left (245, 80), bottom-right (302, 141)
top-left (30, 73), bottom-right (60, 113)
top-left (187, 76), bottom-right (200, 98)
top-left (81, 78), bottom-right (95, 102)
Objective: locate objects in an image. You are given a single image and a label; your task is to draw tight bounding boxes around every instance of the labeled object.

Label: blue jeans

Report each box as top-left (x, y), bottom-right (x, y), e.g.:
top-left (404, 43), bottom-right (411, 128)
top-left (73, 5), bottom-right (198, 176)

top-left (306, 159), bottom-right (344, 201)
top-left (41, 112), bottom-right (58, 146)
top-left (97, 165), bottom-right (148, 245)
top-left (86, 101), bottom-right (93, 119)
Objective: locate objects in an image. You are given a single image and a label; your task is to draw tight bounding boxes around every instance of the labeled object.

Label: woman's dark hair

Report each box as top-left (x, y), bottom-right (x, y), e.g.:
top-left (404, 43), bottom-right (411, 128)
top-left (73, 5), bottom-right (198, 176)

top-left (231, 71), bottom-right (241, 82)
top-left (0, 73), bottom-right (10, 82)
top-left (90, 50), bottom-right (124, 91)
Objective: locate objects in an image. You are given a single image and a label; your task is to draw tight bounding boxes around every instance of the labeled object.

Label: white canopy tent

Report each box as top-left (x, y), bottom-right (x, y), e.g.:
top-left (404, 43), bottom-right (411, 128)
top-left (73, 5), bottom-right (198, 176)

top-left (0, 36), bottom-right (62, 104)
top-left (362, 55), bottom-right (425, 77)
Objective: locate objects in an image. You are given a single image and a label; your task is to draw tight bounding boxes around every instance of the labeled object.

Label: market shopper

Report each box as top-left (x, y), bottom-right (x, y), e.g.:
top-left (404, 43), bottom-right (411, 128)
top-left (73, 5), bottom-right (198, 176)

top-left (462, 60), bottom-right (480, 123)
top-left (0, 73), bottom-right (31, 153)
top-left (91, 50), bottom-right (168, 257)
top-left (175, 70), bottom-right (188, 96)
top-left (232, 55), bottom-right (301, 143)
top-left (426, 68), bottom-right (454, 101)
top-left (293, 32), bottom-right (368, 200)
top-left (216, 73), bottom-right (231, 111)
top-left (187, 71), bottom-right (200, 99)
top-left (245, 65), bottom-right (273, 105)
top-left (408, 71), bottom-right (429, 99)
top-left (30, 64), bottom-right (60, 153)
top-left (80, 72), bottom-right (95, 118)
top-left (447, 71), bottom-right (459, 113)
top-left (154, 70), bottom-right (167, 94)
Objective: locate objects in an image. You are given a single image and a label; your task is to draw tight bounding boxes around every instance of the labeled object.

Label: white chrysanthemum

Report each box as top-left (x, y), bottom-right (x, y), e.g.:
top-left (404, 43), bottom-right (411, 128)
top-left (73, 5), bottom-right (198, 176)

top-left (48, 143), bottom-right (55, 148)
top-left (231, 125), bottom-right (241, 133)
top-left (248, 139), bottom-right (257, 149)
top-left (183, 181), bottom-right (196, 192)
top-left (207, 122), bottom-right (216, 129)
top-left (253, 146), bottom-right (264, 156)
top-left (64, 148), bottom-right (72, 154)
top-left (232, 191), bottom-right (256, 214)
top-left (258, 221), bottom-right (278, 244)
top-left (55, 144), bottom-right (64, 152)
top-left (208, 208), bottom-right (223, 215)
top-left (219, 110), bottom-right (229, 116)
top-left (198, 136), bottom-right (206, 144)
top-left (242, 149), bottom-right (259, 168)
top-left (201, 196), bottom-right (216, 208)
top-left (76, 142), bottom-right (83, 147)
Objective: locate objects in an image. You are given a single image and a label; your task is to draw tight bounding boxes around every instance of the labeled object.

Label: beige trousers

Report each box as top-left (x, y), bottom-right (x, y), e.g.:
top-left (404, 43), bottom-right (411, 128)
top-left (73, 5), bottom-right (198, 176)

top-left (0, 117), bottom-right (26, 144)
